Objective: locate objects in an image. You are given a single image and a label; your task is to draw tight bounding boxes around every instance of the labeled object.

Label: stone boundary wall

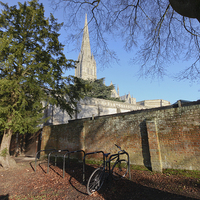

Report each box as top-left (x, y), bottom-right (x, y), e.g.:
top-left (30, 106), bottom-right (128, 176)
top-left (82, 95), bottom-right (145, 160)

top-left (41, 100), bottom-right (200, 172)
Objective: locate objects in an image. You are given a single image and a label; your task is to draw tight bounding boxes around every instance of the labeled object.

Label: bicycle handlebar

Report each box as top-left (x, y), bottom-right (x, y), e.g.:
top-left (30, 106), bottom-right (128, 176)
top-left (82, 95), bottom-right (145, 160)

top-left (115, 144), bottom-right (125, 153)
top-left (115, 144), bottom-right (128, 155)
top-left (115, 144), bottom-right (121, 149)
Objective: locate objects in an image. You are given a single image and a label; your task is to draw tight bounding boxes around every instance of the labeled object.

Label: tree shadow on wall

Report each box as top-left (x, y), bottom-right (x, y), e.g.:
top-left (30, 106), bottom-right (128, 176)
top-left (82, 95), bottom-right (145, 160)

top-left (140, 120), bottom-right (152, 170)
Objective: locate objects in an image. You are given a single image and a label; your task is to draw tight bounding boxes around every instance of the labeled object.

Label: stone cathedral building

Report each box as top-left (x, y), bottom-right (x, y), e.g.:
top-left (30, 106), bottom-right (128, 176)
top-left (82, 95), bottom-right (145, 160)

top-left (44, 14), bottom-right (170, 125)
top-left (75, 14), bottom-right (136, 104)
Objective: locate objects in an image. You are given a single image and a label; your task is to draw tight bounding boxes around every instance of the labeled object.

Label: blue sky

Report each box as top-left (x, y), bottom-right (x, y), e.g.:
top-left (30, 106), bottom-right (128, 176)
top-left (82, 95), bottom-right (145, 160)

top-left (2, 0), bottom-right (200, 104)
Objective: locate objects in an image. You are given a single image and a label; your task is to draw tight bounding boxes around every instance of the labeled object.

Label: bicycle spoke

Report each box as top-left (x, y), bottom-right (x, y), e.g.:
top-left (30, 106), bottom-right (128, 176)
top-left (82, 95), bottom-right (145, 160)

top-left (87, 167), bottom-right (105, 195)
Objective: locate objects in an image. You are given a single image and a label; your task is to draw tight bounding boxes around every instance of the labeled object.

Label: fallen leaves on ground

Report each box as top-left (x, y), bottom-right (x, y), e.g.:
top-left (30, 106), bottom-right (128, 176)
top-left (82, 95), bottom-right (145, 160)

top-left (0, 160), bottom-right (199, 200)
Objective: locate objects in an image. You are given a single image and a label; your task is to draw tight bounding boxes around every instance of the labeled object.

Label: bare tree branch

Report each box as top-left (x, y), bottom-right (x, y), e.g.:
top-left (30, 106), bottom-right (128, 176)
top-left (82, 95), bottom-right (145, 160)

top-left (50, 0), bottom-right (200, 81)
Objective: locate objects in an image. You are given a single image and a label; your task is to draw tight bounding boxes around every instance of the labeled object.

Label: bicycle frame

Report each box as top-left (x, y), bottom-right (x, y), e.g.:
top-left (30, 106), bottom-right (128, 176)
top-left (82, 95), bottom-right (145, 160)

top-left (103, 151), bottom-right (130, 178)
top-left (87, 145), bottom-right (131, 195)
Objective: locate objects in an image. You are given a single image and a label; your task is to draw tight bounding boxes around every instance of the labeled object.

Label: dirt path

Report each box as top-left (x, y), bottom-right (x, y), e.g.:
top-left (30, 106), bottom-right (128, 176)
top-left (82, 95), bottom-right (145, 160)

top-left (0, 158), bottom-right (200, 200)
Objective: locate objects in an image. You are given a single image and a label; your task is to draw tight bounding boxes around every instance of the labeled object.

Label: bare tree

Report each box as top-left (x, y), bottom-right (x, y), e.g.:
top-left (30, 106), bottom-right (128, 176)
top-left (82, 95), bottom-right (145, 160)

top-left (51, 0), bottom-right (200, 80)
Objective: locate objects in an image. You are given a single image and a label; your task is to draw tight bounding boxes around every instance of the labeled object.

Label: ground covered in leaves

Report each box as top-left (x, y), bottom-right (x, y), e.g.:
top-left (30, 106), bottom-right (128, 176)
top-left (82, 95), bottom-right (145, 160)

top-left (0, 157), bottom-right (200, 200)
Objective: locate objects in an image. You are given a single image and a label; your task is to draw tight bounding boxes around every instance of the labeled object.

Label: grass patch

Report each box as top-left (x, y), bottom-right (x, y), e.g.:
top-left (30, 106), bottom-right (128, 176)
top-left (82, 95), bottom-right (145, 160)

top-left (130, 165), bottom-right (200, 179)
top-left (130, 165), bottom-right (151, 171)
top-left (163, 169), bottom-right (200, 178)
top-left (11, 193), bottom-right (48, 200)
top-left (85, 159), bottom-right (103, 166)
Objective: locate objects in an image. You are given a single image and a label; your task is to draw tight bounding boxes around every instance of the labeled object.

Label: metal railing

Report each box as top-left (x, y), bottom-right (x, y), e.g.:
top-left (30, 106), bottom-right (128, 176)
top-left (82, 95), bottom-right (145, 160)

top-left (63, 150), bottom-right (85, 179)
top-left (35, 148), bottom-right (130, 183)
top-left (35, 149), bottom-right (56, 172)
top-left (35, 148), bottom-right (105, 183)
top-left (47, 149), bottom-right (69, 173)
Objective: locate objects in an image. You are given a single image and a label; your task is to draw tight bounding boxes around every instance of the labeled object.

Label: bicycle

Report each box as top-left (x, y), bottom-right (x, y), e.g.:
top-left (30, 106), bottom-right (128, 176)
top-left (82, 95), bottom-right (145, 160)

top-left (87, 144), bottom-right (130, 195)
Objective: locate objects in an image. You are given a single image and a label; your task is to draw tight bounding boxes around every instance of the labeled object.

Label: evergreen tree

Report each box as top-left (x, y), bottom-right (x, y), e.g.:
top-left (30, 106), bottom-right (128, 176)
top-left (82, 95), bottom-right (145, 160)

top-left (80, 78), bottom-right (123, 102)
top-left (0, 0), bottom-right (85, 168)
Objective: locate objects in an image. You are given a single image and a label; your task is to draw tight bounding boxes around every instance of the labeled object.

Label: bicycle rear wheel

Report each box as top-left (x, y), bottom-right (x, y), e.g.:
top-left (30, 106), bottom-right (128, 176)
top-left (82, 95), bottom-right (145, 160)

top-left (112, 159), bottom-right (128, 180)
top-left (87, 167), bottom-right (105, 195)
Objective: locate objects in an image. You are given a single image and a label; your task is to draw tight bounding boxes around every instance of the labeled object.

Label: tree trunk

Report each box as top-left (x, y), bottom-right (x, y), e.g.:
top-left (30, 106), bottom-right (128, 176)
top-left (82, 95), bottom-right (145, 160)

top-left (0, 129), bottom-right (16, 168)
top-left (169, 0), bottom-right (200, 22)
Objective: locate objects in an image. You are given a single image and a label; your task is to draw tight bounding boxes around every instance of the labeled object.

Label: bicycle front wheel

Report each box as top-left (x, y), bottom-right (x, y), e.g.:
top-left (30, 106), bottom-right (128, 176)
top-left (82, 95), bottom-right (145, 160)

top-left (112, 159), bottom-right (128, 180)
top-left (87, 167), bottom-right (105, 195)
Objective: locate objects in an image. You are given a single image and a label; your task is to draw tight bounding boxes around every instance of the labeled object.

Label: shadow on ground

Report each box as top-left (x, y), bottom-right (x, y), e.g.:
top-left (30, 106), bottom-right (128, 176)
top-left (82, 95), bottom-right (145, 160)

top-left (31, 158), bottom-right (199, 200)
top-left (0, 194), bottom-right (9, 200)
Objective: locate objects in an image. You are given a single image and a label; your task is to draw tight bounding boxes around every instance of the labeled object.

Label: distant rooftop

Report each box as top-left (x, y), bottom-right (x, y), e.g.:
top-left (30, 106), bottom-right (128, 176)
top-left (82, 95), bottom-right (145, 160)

top-left (173, 100), bottom-right (192, 105)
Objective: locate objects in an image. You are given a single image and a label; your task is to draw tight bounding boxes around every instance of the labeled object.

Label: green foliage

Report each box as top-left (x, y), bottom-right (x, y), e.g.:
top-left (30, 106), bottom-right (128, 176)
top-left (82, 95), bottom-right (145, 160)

top-left (85, 159), bottom-right (102, 166)
top-left (130, 165), bottom-right (150, 171)
top-left (0, 0), bottom-right (85, 135)
top-left (0, 148), bottom-right (8, 157)
top-left (79, 78), bottom-right (123, 102)
top-left (163, 169), bottom-right (200, 179)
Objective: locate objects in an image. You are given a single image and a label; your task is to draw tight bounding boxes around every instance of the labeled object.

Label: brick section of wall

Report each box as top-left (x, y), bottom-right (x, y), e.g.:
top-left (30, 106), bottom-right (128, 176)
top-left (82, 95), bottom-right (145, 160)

top-left (42, 101), bottom-right (200, 171)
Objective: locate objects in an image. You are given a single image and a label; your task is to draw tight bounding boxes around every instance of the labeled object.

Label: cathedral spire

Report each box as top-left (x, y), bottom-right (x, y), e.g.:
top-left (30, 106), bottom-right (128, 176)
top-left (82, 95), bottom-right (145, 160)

top-left (75, 14), bottom-right (97, 80)
top-left (81, 13), bottom-right (91, 58)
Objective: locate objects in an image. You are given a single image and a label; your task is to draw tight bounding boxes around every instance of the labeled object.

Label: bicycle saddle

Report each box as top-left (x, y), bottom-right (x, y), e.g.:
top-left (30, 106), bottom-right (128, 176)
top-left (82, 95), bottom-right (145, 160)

top-left (104, 153), bottom-right (110, 157)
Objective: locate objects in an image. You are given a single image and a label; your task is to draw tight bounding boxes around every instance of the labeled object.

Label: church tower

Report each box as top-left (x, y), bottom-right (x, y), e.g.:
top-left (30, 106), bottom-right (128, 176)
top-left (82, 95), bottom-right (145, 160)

top-left (75, 14), bottom-right (97, 80)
